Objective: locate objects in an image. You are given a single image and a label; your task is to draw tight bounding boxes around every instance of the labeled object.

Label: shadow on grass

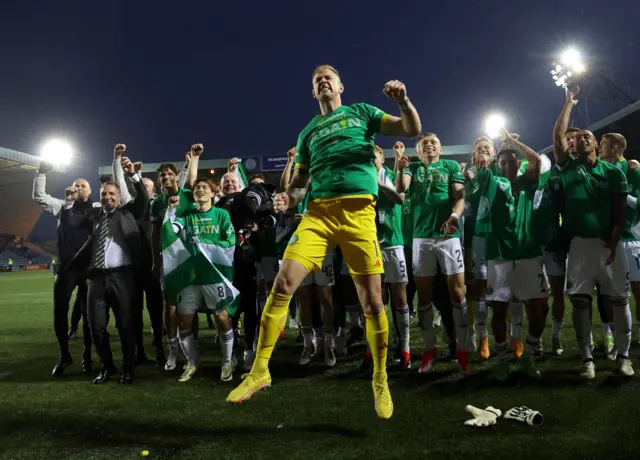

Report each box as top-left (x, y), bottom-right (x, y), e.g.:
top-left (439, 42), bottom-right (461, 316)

top-left (0, 411), bottom-right (367, 457)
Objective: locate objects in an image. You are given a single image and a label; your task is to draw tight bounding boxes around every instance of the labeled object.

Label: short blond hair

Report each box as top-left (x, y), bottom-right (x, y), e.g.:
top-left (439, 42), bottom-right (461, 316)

top-left (602, 133), bottom-right (627, 152)
top-left (473, 136), bottom-right (494, 150)
top-left (312, 65), bottom-right (340, 80)
top-left (374, 145), bottom-right (384, 156)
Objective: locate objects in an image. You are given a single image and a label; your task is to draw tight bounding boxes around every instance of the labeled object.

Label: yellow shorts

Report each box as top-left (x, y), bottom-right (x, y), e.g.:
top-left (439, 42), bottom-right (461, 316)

top-left (283, 195), bottom-right (383, 276)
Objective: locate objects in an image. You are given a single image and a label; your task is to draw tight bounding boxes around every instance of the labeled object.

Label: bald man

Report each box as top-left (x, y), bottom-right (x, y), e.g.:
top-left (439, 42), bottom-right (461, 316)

top-left (33, 161), bottom-right (101, 377)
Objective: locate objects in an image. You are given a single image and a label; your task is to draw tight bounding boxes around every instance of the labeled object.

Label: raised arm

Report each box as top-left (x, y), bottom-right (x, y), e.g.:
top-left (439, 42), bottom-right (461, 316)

top-left (32, 161), bottom-right (65, 216)
top-left (395, 156), bottom-right (411, 193)
top-left (380, 81), bottom-right (421, 137)
top-left (186, 144), bottom-right (202, 189)
top-left (553, 87), bottom-right (579, 166)
top-left (280, 147), bottom-right (297, 190)
top-left (393, 142), bottom-right (404, 175)
top-left (112, 144), bottom-right (133, 205)
top-left (177, 152), bottom-right (191, 189)
top-left (120, 157), bottom-right (149, 219)
top-left (501, 129), bottom-right (541, 179)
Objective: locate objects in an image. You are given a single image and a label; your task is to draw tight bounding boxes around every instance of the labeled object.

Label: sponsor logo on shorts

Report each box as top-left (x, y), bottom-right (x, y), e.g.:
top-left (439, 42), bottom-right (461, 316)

top-left (288, 234), bottom-right (299, 245)
top-left (375, 260), bottom-right (381, 267)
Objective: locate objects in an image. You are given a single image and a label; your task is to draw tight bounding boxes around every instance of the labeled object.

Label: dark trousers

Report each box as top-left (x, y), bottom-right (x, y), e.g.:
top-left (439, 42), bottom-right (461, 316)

top-left (70, 294), bottom-right (83, 331)
top-left (134, 268), bottom-right (164, 353)
top-left (53, 266), bottom-right (91, 356)
top-left (87, 268), bottom-right (136, 373)
top-left (232, 258), bottom-right (258, 351)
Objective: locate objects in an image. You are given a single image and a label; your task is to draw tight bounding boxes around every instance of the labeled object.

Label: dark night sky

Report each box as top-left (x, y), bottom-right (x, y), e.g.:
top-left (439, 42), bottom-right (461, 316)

top-left (2, 1), bottom-right (639, 238)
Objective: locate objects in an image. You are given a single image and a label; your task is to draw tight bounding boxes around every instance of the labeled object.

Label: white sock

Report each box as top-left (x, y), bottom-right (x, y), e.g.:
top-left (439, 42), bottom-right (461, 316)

top-left (167, 336), bottom-right (179, 356)
top-left (220, 329), bottom-right (234, 365)
top-left (475, 298), bottom-right (488, 338)
top-left (570, 295), bottom-right (593, 361)
top-left (452, 298), bottom-right (469, 351)
top-left (178, 330), bottom-right (198, 365)
top-left (301, 326), bottom-right (314, 349)
top-left (323, 327), bottom-right (334, 348)
top-left (418, 304), bottom-right (436, 350)
top-left (602, 322), bottom-right (611, 336)
top-left (611, 297), bottom-right (632, 358)
top-left (394, 306), bottom-right (411, 353)
top-left (508, 301), bottom-right (523, 340)
top-left (552, 317), bottom-right (563, 339)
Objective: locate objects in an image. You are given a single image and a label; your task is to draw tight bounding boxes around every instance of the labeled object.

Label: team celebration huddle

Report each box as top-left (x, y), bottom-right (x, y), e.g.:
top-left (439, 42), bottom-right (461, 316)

top-left (36, 64), bottom-right (640, 421)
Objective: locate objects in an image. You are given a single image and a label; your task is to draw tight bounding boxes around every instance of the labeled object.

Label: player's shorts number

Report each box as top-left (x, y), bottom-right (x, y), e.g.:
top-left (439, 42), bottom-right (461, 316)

top-left (399, 260), bottom-right (406, 279)
top-left (217, 285), bottom-right (225, 298)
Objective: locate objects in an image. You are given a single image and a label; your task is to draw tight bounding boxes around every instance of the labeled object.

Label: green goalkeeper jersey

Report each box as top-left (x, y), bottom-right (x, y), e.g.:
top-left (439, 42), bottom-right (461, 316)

top-left (294, 103), bottom-right (388, 202)
top-left (404, 159), bottom-right (465, 239)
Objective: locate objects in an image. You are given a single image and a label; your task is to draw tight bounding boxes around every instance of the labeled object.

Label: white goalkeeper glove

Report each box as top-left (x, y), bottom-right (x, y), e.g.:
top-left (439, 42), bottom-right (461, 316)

top-left (504, 406), bottom-right (544, 426)
top-left (464, 405), bottom-right (502, 427)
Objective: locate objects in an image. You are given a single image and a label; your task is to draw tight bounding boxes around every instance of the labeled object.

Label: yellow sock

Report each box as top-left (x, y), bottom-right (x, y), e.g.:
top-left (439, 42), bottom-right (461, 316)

top-left (364, 310), bottom-right (389, 374)
top-left (251, 291), bottom-right (292, 375)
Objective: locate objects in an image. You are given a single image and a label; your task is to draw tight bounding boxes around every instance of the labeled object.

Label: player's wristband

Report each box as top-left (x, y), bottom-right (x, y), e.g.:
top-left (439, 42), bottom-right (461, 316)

top-left (450, 212), bottom-right (459, 221)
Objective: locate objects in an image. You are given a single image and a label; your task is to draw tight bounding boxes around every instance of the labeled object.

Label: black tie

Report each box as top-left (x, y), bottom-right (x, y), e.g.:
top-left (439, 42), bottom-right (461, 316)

top-left (93, 212), bottom-right (110, 268)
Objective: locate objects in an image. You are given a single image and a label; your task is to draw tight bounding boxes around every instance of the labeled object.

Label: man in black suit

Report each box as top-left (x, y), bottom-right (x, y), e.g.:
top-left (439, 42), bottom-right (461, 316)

top-left (112, 144), bottom-right (166, 366)
top-left (70, 156), bottom-right (148, 384)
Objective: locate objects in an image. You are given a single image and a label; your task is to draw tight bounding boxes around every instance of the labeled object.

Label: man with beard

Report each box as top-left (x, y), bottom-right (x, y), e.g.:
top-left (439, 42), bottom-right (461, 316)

top-left (33, 161), bottom-right (101, 376)
top-left (149, 145), bottom-right (201, 371)
top-left (227, 65), bottom-right (421, 419)
top-left (550, 87), bottom-right (633, 379)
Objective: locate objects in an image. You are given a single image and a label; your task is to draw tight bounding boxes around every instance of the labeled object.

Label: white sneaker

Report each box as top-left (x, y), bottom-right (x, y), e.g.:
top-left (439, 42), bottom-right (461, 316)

top-left (243, 349), bottom-right (255, 371)
top-left (288, 317), bottom-right (299, 330)
top-left (617, 358), bottom-right (634, 377)
top-left (324, 345), bottom-right (337, 367)
top-left (164, 352), bottom-right (177, 371)
top-left (299, 347), bottom-right (313, 365)
top-left (221, 356), bottom-right (237, 382)
top-left (178, 362), bottom-right (198, 382)
top-left (580, 361), bottom-right (596, 380)
top-left (551, 336), bottom-right (563, 356)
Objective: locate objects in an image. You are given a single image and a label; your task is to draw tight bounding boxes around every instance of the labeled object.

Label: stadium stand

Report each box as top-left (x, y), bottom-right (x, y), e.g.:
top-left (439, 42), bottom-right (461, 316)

top-left (0, 146), bottom-right (64, 270)
top-left (97, 144), bottom-right (475, 187)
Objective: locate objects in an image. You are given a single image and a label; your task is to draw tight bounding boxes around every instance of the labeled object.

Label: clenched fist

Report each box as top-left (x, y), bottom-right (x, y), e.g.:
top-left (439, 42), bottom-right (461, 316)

top-left (287, 147), bottom-right (297, 160)
top-left (121, 156), bottom-right (135, 175)
top-left (383, 80), bottom-right (408, 102)
top-left (394, 141), bottom-right (405, 159)
top-left (169, 195), bottom-right (180, 208)
top-left (114, 144), bottom-right (126, 158)
top-left (398, 156), bottom-right (410, 171)
top-left (228, 157), bottom-right (239, 172)
top-left (274, 192), bottom-right (290, 214)
top-left (65, 185), bottom-right (78, 201)
top-left (191, 144), bottom-right (203, 156)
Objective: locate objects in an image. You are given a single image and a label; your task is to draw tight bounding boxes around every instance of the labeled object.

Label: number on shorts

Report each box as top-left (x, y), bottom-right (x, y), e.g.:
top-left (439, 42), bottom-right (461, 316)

top-left (455, 249), bottom-right (462, 263)
top-left (635, 255), bottom-right (640, 270)
top-left (322, 263), bottom-right (334, 278)
top-left (399, 260), bottom-right (406, 278)
top-left (538, 274), bottom-right (547, 293)
top-left (217, 286), bottom-right (225, 298)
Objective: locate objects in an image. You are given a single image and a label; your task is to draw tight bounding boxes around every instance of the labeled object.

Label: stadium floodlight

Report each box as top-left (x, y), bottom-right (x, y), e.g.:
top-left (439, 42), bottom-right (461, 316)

top-left (550, 47), bottom-right (587, 90)
top-left (40, 138), bottom-right (73, 165)
top-left (484, 113), bottom-right (506, 139)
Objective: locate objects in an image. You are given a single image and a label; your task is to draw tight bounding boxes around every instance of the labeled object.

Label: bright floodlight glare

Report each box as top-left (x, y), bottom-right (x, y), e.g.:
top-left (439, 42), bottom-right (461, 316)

top-left (560, 48), bottom-right (586, 73)
top-left (485, 114), bottom-right (505, 139)
top-left (41, 139), bottom-right (73, 165)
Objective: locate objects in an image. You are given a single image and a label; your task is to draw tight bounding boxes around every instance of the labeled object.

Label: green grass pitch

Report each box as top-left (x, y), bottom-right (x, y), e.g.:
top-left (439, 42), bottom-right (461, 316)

top-left (0, 270), bottom-right (639, 459)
